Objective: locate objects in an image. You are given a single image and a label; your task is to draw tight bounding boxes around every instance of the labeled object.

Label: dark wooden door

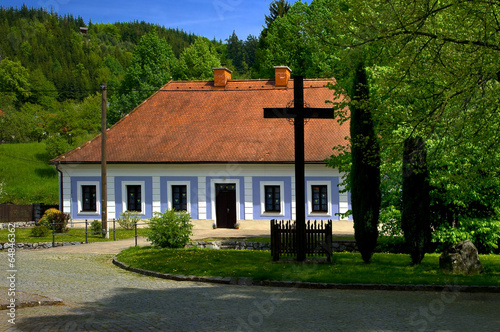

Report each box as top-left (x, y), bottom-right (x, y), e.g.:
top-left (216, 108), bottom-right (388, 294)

top-left (215, 184), bottom-right (237, 228)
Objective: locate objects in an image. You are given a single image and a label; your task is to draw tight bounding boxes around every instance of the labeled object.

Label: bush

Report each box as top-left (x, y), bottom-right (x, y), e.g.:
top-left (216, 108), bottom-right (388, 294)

top-left (117, 211), bottom-right (141, 230)
top-left (38, 208), bottom-right (70, 233)
top-left (146, 209), bottom-right (193, 248)
top-left (379, 205), bottom-right (403, 237)
top-left (432, 216), bottom-right (500, 254)
top-left (90, 220), bottom-right (102, 235)
top-left (30, 225), bottom-right (50, 237)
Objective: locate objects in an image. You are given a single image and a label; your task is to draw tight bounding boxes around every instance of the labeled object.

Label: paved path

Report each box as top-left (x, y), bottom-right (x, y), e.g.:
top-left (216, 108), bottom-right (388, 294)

top-left (1, 239), bottom-right (500, 331)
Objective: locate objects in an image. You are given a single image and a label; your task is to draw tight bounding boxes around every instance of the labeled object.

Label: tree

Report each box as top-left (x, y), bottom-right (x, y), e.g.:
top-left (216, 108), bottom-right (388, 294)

top-left (109, 31), bottom-right (177, 124)
top-left (226, 31), bottom-right (246, 74)
top-left (304, 0), bottom-right (500, 246)
top-left (264, 0), bottom-right (292, 30)
top-left (175, 37), bottom-right (221, 80)
top-left (0, 58), bottom-right (31, 106)
top-left (350, 60), bottom-right (381, 263)
top-left (402, 137), bottom-right (431, 264)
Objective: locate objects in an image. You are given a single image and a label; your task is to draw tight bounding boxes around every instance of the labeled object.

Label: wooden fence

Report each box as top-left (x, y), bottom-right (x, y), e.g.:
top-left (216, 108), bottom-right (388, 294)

top-left (271, 219), bottom-right (333, 262)
top-left (0, 204), bottom-right (59, 223)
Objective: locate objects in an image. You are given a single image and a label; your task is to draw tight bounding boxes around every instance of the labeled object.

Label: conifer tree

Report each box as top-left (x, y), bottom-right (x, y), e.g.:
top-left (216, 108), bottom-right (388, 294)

top-left (401, 136), bottom-right (431, 265)
top-left (350, 61), bottom-right (381, 263)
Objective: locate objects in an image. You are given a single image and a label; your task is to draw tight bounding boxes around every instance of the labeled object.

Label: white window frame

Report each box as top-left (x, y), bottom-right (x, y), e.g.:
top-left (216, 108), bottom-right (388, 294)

top-left (122, 181), bottom-right (146, 215)
top-left (260, 181), bottom-right (285, 217)
top-left (167, 181), bottom-right (191, 212)
top-left (77, 181), bottom-right (100, 215)
top-left (307, 180), bottom-right (332, 217)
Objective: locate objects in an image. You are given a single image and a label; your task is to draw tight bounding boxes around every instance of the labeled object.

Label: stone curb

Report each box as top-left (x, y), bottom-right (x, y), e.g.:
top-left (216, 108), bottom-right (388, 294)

top-left (111, 257), bottom-right (500, 293)
top-left (0, 293), bottom-right (64, 310)
top-left (1, 242), bottom-right (86, 250)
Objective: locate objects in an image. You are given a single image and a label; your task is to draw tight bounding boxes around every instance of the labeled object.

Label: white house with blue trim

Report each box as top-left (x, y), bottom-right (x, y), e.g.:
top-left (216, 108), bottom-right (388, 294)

top-left (52, 67), bottom-right (351, 229)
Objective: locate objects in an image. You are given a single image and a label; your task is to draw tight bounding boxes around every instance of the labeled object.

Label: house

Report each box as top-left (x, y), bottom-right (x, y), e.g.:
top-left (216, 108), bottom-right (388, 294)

top-left (50, 66), bottom-right (350, 229)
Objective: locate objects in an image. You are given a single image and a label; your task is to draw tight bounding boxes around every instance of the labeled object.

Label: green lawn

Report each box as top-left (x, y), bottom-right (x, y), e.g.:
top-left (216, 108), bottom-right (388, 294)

top-left (0, 142), bottom-right (58, 204)
top-left (116, 247), bottom-right (500, 286)
top-left (0, 227), bottom-right (148, 243)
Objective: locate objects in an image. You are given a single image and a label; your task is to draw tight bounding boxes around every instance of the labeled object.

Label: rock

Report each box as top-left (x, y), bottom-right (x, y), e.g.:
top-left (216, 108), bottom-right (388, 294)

top-left (439, 240), bottom-right (484, 275)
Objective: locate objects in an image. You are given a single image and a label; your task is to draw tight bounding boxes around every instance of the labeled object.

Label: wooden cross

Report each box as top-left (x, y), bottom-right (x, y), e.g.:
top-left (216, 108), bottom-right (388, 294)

top-left (264, 76), bottom-right (335, 261)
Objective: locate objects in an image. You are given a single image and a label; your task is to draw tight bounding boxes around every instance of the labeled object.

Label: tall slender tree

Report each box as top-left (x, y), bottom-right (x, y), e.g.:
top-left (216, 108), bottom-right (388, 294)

top-left (402, 136), bottom-right (431, 265)
top-left (350, 60), bottom-right (381, 263)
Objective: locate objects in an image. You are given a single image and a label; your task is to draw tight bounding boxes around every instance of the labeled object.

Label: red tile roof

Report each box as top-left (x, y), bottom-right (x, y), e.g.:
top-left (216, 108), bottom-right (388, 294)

top-left (52, 78), bottom-right (349, 164)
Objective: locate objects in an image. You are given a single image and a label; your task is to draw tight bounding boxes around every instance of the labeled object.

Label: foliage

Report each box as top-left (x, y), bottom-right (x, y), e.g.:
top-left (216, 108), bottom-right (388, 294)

top-left (30, 225), bottom-right (50, 237)
top-left (350, 61), bottom-right (381, 263)
top-left (379, 205), bottom-right (403, 237)
top-left (176, 37), bottom-right (221, 80)
top-left (432, 216), bottom-right (500, 254)
top-left (90, 220), bottom-right (103, 235)
top-left (45, 135), bottom-right (71, 159)
top-left (0, 143), bottom-right (58, 204)
top-left (146, 209), bottom-right (193, 248)
top-left (109, 31), bottom-right (177, 124)
top-left (38, 208), bottom-right (70, 233)
top-left (117, 210), bottom-right (140, 230)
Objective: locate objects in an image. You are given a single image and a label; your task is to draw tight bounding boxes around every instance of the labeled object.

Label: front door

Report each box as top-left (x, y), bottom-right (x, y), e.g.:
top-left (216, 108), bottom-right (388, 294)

top-left (215, 184), bottom-right (237, 228)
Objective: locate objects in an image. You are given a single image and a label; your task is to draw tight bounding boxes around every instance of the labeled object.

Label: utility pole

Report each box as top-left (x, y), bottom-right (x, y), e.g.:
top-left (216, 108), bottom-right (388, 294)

top-left (101, 83), bottom-right (108, 238)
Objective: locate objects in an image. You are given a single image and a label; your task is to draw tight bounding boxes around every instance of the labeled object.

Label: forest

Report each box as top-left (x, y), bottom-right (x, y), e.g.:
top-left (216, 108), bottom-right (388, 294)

top-left (1, 1), bottom-right (499, 254)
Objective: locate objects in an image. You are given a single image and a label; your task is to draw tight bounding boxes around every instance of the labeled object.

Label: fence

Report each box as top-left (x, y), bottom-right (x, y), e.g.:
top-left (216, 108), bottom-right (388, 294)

top-left (271, 219), bottom-right (333, 262)
top-left (0, 204), bottom-right (59, 222)
top-left (0, 204), bottom-right (33, 223)
top-left (44, 219), bottom-right (147, 247)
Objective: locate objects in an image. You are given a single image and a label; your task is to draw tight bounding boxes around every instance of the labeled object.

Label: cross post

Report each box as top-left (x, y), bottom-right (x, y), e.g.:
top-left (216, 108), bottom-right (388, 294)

top-left (264, 76), bottom-right (334, 261)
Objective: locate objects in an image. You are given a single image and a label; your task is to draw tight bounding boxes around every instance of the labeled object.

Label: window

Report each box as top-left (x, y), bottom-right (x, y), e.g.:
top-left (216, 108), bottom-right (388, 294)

top-left (127, 185), bottom-right (142, 212)
top-left (312, 185), bottom-right (328, 212)
top-left (265, 185), bottom-right (281, 212)
top-left (172, 185), bottom-right (187, 211)
top-left (82, 185), bottom-right (97, 212)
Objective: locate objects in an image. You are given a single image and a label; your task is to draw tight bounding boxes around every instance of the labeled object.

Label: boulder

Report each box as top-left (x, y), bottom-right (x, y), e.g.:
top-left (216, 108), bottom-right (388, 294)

top-left (439, 240), bottom-right (484, 275)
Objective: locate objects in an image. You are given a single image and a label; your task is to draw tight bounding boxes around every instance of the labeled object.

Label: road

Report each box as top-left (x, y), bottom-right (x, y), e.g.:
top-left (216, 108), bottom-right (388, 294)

top-left (1, 243), bottom-right (499, 331)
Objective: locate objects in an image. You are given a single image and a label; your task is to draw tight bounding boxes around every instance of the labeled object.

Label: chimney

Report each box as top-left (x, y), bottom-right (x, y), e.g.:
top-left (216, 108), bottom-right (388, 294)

top-left (274, 66), bottom-right (292, 88)
top-left (213, 67), bottom-right (232, 88)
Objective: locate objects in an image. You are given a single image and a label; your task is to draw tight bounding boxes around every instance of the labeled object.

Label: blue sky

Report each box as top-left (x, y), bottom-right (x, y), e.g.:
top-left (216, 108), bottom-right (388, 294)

top-left (2, 0), bottom-right (302, 41)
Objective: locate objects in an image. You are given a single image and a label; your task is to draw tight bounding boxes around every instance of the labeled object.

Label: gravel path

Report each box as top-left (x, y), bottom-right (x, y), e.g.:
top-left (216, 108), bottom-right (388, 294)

top-left (1, 246), bottom-right (499, 331)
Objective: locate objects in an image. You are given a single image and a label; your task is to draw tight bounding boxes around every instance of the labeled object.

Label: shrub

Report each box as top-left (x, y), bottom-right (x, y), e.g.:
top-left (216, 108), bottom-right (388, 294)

top-left (146, 209), bottom-right (193, 248)
top-left (432, 216), bottom-right (500, 254)
top-left (379, 205), bottom-right (403, 237)
top-left (38, 208), bottom-right (70, 233)
top-left (90, 220), bottom-right (102, 235)
top-left (30, 225), bottom-right (49, 237)
top-left (117, 211), bottom-right (141, 230)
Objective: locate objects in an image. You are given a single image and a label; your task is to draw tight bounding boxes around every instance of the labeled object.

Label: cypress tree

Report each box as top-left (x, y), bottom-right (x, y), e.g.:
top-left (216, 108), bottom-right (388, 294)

top-left (350, 61), bottom-right (381, 263)
top-left (401, 136), bottom-right (431, 265)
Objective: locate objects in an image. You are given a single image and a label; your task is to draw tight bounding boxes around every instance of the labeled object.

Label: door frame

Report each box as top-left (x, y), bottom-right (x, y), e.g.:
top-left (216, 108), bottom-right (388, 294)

top-left (209, 178), bottom-right (242, 224)
top-left (215, 183), bottom-right (237, 228)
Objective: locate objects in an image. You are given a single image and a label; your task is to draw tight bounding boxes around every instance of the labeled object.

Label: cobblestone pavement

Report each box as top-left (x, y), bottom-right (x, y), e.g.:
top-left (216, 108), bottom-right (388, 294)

top-left (1, 250), bottom-right (500, 331)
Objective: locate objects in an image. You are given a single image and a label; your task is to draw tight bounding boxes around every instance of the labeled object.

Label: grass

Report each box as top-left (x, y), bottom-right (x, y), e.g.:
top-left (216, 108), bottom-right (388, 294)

top-left (116, 247), bottom-right (500, 286)
top-left (200, 236), bottom-right (355, 243)
top-left (0, 142), bottom-right (58, 204)
top-left (0, 227), bottom-right (149, 243)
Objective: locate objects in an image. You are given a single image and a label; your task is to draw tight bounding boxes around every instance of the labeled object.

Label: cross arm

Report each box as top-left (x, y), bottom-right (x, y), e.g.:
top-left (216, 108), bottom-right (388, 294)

top-left (264, 108), bottom-right (335, 119)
